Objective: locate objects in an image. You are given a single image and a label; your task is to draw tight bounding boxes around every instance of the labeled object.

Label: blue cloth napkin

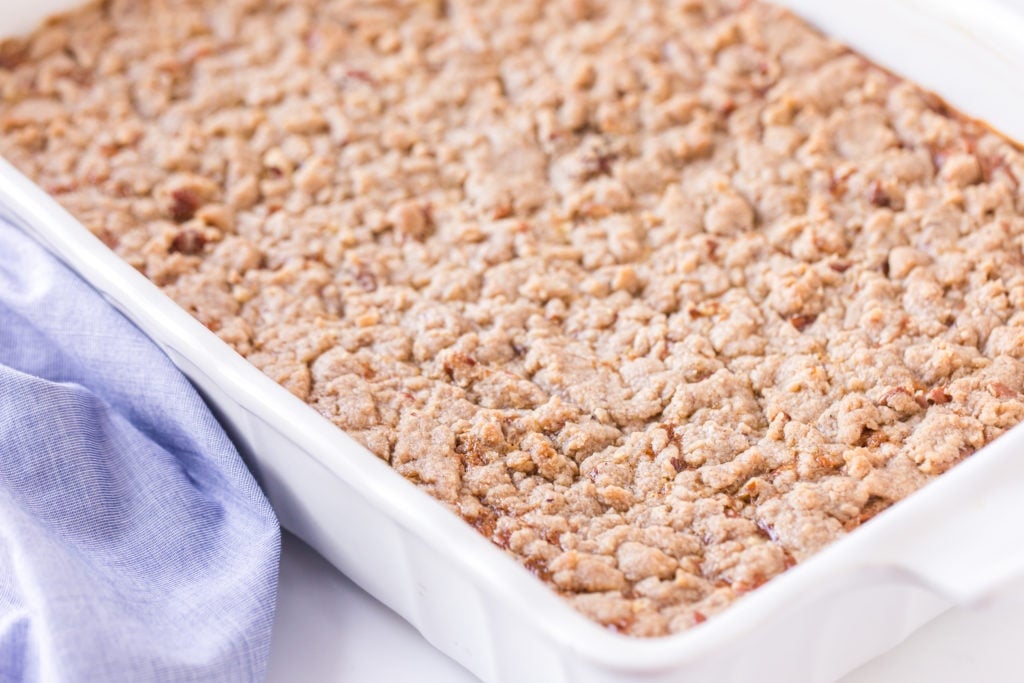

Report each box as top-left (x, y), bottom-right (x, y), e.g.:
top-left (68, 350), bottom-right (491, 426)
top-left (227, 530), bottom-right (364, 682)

top-left (0, 218), bottom-right (280, 682)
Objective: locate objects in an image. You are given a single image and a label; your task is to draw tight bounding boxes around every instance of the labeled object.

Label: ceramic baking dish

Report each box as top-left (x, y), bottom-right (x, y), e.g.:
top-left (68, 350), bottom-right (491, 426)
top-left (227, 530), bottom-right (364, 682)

top-left (4, 1), bottom-right (1024, 680)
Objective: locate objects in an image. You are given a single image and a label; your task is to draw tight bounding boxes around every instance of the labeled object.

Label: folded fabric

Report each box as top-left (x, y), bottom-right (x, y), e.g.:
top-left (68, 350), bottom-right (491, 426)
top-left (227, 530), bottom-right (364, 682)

top-left (0, 218), bottom-right (280, 682)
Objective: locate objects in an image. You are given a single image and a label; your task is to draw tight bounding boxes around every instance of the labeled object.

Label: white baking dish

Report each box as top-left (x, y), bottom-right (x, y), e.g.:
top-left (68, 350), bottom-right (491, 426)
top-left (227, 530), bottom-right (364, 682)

top-left (4, 1), bottom-right (1024, 681)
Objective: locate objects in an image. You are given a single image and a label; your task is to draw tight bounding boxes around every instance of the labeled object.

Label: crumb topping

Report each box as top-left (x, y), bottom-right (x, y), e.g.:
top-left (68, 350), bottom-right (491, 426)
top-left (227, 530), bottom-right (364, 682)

top-left (3, 0), bottom-right (1024, 635)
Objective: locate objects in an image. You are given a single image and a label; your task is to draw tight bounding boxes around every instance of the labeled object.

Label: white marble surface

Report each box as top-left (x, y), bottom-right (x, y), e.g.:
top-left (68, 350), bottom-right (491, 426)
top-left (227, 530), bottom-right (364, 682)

top-left (266, 531), bottom-right (1024, 683)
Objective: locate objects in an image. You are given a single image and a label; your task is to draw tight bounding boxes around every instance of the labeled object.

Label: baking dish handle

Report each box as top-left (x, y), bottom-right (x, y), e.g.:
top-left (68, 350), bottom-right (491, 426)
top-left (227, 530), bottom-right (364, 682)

top-left (869, 424), bottom-right (1024, 606)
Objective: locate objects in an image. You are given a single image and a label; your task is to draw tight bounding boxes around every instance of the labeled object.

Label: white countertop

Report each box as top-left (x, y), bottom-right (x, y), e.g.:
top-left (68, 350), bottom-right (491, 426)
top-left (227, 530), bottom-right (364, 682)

top-left (267, 531), bottom-right (1024, 683)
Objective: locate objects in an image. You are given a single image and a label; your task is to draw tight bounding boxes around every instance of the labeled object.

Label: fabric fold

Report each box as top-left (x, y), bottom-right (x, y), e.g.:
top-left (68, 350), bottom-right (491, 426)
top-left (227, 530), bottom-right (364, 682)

top-left (0, 218), bottom-right (280, 682)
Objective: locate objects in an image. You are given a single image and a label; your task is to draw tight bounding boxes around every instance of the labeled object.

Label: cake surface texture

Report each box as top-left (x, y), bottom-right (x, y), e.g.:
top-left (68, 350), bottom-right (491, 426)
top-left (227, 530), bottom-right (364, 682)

top-left (3, 0), bottom-right (1024, 635)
